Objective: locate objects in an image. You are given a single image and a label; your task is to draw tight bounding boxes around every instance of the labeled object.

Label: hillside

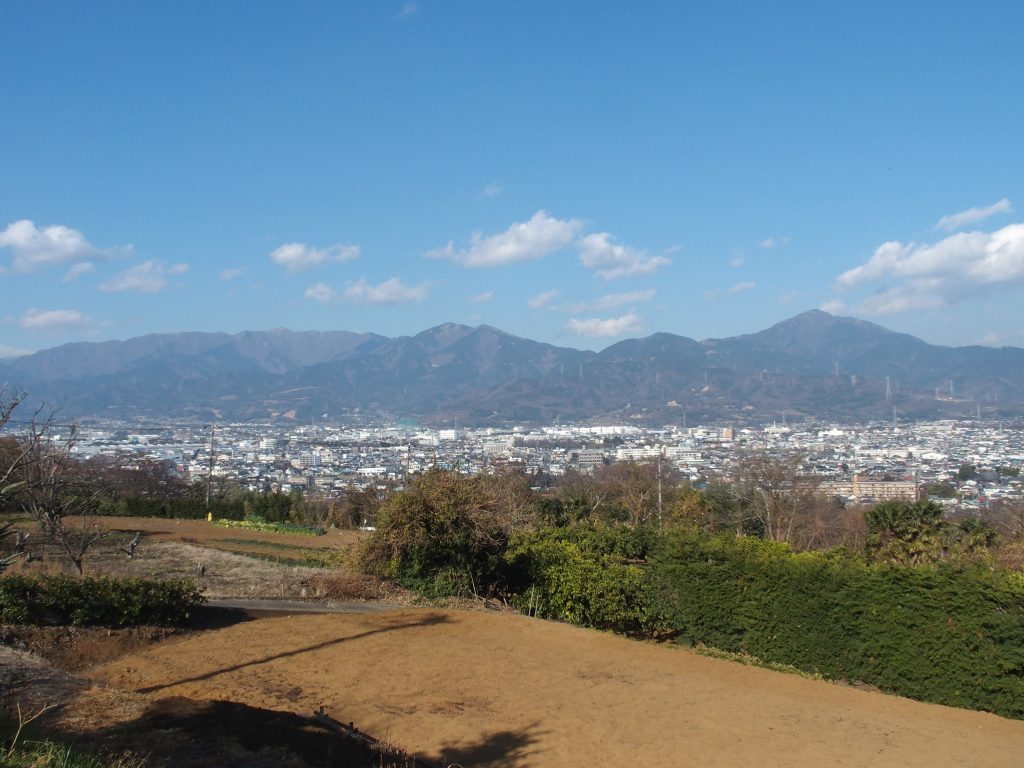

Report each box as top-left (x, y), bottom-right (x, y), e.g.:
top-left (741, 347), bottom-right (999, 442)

top-left (3, 311), bottom-right (1023, 424)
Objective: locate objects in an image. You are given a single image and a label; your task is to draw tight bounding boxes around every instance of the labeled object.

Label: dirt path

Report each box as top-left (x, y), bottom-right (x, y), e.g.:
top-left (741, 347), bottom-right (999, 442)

top-left (91, 609), bottom-right (1024, 768)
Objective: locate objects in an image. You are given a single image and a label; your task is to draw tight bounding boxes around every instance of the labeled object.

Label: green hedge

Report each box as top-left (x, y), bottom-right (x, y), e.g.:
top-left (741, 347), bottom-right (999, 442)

top-left (0, 574), bottom-right (204, 627)
top-left (647, 532), bottom-right (1024, 719)
top-left (502, 528), bottom-right (1024, 717)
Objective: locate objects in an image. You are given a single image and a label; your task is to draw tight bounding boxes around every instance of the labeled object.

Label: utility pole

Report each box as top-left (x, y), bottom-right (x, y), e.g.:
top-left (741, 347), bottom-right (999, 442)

top-left (206, 424), bottom-right (216, 509)
top-left (657, 452), bottom-right (663, 529)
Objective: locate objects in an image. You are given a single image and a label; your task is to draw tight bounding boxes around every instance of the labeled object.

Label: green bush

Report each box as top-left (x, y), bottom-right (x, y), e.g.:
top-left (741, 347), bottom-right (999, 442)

top-left (0, 574), bottom-right (204, 627)
top-left (647, 531), bottom-right (1024, 718)
top-left (504, 528), bottom-right (655, 634)
top-left (360, 468), bottom-right (511, 598)
top-left (211, 515), bottom-right (325, 536)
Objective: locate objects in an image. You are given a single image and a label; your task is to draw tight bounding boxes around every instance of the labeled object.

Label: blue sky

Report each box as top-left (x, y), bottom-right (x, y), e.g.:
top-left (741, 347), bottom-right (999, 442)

top-left (2, 1), bottom-right (1022, 355)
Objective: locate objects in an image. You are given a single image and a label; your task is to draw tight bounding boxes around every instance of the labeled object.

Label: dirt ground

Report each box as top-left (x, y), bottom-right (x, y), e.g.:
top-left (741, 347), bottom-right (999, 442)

top-left (87, 609), bottom-right (1024, 768)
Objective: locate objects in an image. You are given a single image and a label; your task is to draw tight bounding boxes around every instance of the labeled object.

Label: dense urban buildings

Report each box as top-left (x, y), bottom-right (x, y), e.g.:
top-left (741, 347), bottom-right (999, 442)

top-left (60, 418), bottom-right (1023, 512)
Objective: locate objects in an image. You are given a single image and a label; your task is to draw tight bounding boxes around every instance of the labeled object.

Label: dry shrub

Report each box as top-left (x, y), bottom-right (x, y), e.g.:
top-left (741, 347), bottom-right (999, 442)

top-left (993, 539), bottom-right (1024, 570)
top-left (307, 571), bottom-right (392, 601)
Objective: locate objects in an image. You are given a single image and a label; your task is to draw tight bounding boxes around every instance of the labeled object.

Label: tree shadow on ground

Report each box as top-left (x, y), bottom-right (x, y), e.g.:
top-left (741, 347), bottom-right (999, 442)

top-left (188, 603), bottom-right (253, 630)
top-left (434, 723), bottom-right (544, 768)
top-left (76, 696), bottom-right (432, 768)
top-left (137, 611), bottom-right (451, 693)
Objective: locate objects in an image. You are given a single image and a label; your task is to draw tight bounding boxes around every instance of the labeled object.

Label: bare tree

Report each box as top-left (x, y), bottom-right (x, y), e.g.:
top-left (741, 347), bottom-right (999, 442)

top-left (555, 469), bottom-right (611, 522)
top-left (16, 417), bottom-right (109, 575)
top-left (734, 452), bottom-right (823, 544)
top-left (480, 468), bottom-right (536, 532)
top-left (595, 461), bottom-right (684, 527)
top-left (337, 482), bottom-right (393, 529)
top-left (1, 388), bottom-right (35, 571)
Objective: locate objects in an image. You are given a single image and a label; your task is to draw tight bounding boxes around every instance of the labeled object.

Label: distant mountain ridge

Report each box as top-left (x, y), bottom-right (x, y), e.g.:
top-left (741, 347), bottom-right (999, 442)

top-left (3, 311), bottom-right (1023, 425)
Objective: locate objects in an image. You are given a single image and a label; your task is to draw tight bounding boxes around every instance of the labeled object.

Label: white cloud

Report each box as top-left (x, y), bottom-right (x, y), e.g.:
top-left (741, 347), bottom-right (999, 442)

top-left (856, 286), bottom-right (945, 315)
top-left (19, 308), bottom-right (93, 332)
top-left (729, 255), bottom-right (745, 268)
top-left (469, 290), bottom-right (494, 303)
top-left (727, 281), bottom-right (756, 295)
top-left (480, 182), bottom-right (503, 198)
top-left (219, 267), bottom-right (247, 281)
top-left (0, 344), bottom-right (32, 358)
top-left (778, 290), bottom-right (798, 305)
top-left (562, 289), bottom-right (655, 313)
top-left (820, 300), bottom-right (846, 314)
top-left (976, 332), bottom-right (1001, 346)
top-left (705, 281), bottom-right (757, 300)
top-left (759, 236), bottom-right (790, 249)
top-left (270, 242), bottom-right (360, 273)
top-left (936, 198), bottom-right (1012, 232)
top-left (565, 313), bottom-right (643, 338)
top-left (99, 260), bottom-right (188, 293)
top-left (427, 210), bottom-right (582, 268)
top-left (835, 222), bottom-right (1024, 314)
top-left (398, 1), bottom-right (417, 18)
top-left (344, 277), bottom-right (430, 304)
top-left (0, 219), bottom-right (128, 271)
top-left (577, 232), bottom-right (670, 280)
top-left (62, 262), bottom-right (95, 283)
top-left (527, 289), bottom-right (560, 309)
top-left (305, 282), bottom-right (339, 304)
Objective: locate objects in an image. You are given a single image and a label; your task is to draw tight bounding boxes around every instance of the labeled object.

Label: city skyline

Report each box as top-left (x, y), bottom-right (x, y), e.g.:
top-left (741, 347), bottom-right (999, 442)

top-left (3, 2), bottom-right (1023, 356)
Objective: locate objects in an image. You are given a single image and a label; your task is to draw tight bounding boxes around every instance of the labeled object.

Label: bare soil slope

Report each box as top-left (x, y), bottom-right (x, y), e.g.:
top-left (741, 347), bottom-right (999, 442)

top-left (91, 609), bottom-right (1024, 768)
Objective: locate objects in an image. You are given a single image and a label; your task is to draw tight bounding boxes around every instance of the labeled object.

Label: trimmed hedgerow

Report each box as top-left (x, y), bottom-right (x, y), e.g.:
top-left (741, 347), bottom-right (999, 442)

top-left (646, 532), bottom-right (1024, 719)
top-left (0, 574), bottom-right (204, 627)
top-left (501, 528), bottom-right (1024, 717)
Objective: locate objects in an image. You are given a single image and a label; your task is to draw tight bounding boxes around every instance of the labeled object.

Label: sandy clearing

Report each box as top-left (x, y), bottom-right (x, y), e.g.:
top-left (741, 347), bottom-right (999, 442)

top-left (90, 609), bottom-right (1024, 768)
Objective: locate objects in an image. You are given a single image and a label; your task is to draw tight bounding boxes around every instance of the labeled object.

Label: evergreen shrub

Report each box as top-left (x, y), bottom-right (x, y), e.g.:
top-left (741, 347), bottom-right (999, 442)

top-left (504, 528), bottom-right (655, 634)
top-left (0, 574), bottom-right (204, 627)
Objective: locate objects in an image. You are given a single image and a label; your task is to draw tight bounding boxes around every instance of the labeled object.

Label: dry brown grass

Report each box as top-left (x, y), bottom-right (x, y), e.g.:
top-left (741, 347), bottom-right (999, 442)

top-left (306, 571), bottom-right (406, 602)
top-left (7, 520), bottom-right (410, 603)
top-left (0, 646), bottom-right (84, 716)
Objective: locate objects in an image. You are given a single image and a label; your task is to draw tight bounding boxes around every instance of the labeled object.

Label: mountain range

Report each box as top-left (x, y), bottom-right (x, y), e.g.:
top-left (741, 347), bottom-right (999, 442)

top-left (2, 310), bottom-right (1022, 426)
